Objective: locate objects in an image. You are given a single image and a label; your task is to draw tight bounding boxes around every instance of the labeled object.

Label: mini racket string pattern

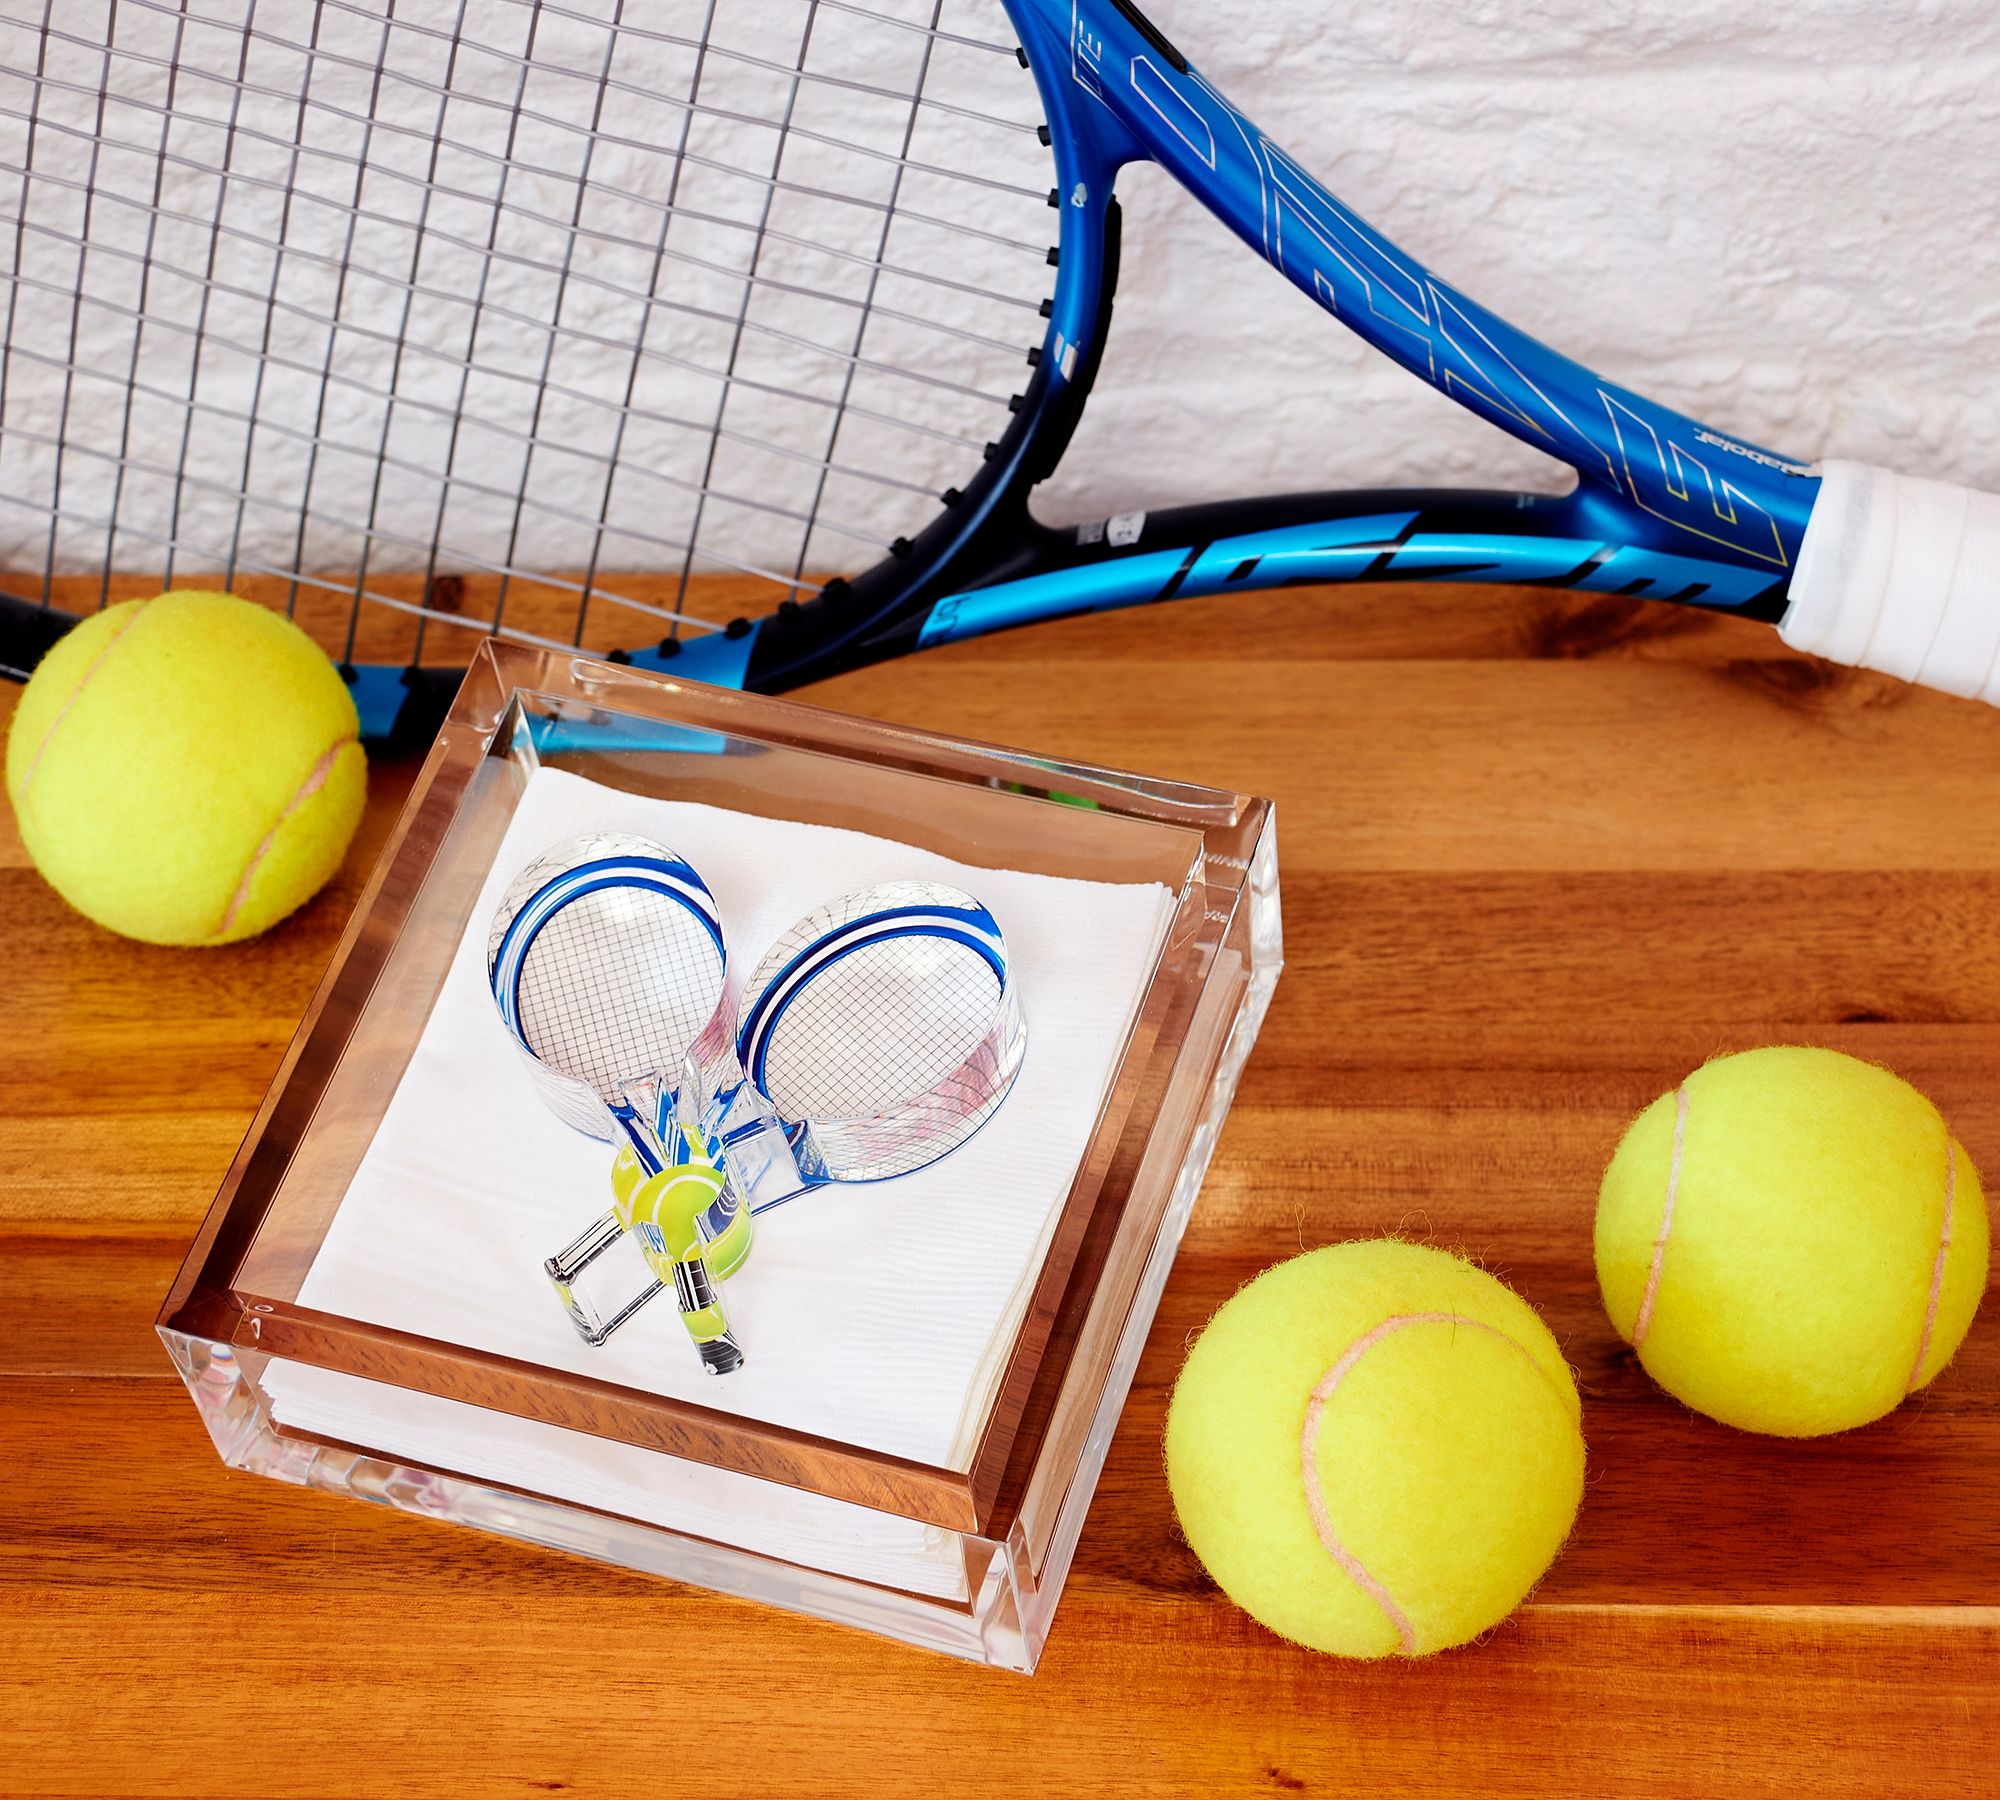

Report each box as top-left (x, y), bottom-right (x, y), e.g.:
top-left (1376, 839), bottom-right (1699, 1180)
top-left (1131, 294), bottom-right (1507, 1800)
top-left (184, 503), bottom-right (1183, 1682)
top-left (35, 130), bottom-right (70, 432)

top-left (486, 832), bottom-right (726, 1141)
top-left (0, 0), bottom-right (1054, 657)
top-left (509, 881), bottom-right (722, 1105)
top-left (738, 880), bottom-right (1025, 1181)
top-left (755, 932), bottom-right (999, 1119)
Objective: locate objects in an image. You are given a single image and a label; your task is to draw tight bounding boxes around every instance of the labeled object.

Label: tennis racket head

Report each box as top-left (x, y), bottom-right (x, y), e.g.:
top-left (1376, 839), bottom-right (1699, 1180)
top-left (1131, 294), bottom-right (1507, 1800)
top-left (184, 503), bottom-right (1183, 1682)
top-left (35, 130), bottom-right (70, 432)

top-left (0, 1), bottom-right (1085, 705)
top-left (486, 832), bottom-right (726, 1138)
top-left (0, 0), bottom-right (1822, 726)
top-left (735, 879), bottom-right (1026, 1181)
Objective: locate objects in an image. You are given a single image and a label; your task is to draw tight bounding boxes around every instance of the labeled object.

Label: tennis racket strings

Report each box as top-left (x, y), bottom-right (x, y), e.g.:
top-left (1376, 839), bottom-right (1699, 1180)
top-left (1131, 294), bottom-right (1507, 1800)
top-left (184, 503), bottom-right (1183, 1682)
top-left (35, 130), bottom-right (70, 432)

top-left (0, 0), bottom-right (1053, 663)
top-left (737, 880), bottom-right (1025, 1181)
top-left (486, 830), bottom-right (727, 1151)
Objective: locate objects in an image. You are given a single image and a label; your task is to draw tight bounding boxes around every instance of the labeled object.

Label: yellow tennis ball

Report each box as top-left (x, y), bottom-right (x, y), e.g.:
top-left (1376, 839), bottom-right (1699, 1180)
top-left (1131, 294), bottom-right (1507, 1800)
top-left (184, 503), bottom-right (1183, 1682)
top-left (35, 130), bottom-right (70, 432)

top-left (1165, 1240), bottom-right (1585, 1658)
top-left (1596, 1045), bottom-right (1990, 1437)
top-left (4, 590), bottom-right (366, 946)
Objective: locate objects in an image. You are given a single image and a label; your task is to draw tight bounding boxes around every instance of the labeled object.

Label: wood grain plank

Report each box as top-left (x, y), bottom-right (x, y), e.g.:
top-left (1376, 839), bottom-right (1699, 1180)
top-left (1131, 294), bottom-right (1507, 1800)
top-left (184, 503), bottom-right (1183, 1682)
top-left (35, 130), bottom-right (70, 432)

top-left (0, 1380), bottom-right (1993, 1799)
top-left (1, 1594), bottom-right (1991, 1799)
top-left (0, 1227), bottom-right (182, 1377)
top-left (4, 583), bottom-right (1998, 1795)
top-left (815, 656), bottom-right (2000, 874)
top-left (8, 1281), bottom-right (1997, 1608)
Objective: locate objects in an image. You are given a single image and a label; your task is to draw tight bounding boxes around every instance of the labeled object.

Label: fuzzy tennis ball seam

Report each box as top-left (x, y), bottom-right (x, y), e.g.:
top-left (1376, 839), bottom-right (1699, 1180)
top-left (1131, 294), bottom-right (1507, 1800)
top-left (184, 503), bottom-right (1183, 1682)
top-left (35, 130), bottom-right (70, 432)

top-left (1907, 1137), bottom-right (1964, 1391)
top-left (1595, 1046), bottom-right (1990, 1436)
top-left (211, 729), bottom-right (361, 939)
top-left (7, 593), bottom-right (154, 803)
top-left (1296, 1305), bottom-right (1577, 1653)
top-left (1165, 1240), bottom-right (1586, 1659)
top-left (1616, 1076), bottom-right (1963, 1401)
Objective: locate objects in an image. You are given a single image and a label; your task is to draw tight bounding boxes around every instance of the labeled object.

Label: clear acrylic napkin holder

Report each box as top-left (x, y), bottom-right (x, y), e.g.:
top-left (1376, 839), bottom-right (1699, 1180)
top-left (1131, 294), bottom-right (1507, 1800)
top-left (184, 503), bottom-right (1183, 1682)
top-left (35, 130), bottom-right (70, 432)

top-left (158, 640), bottom-right (1280, 1672)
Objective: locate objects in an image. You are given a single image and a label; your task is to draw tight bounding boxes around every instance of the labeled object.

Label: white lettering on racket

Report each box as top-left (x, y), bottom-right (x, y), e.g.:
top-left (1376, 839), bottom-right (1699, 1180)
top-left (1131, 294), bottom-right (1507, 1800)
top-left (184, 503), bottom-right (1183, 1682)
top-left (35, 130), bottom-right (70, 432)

top-left (1086, 36), bottom-right (1797, 569)
top-left (1691, 432), bottom-right (1816, 478)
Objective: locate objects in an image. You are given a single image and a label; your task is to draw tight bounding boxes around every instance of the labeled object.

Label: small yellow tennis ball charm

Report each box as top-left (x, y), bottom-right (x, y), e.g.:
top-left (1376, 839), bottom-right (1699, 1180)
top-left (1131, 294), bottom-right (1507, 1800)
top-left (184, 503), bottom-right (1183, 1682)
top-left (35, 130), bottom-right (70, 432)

top-left (1596, 1046), bottom-right (1990, 1437)
top-left (4, 590), bottom-right (366, 946)
top-left (1165, 1240), bottom-right (1584, 1658)
top-left (611, 1141), bottom-right (753, 1284)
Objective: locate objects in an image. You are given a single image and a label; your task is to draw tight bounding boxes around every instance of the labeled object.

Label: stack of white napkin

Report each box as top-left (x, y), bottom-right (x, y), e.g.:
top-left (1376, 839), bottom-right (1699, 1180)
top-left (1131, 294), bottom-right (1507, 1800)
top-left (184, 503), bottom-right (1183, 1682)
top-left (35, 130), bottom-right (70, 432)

top-left (265, 765), bottom-right (1176, 1597)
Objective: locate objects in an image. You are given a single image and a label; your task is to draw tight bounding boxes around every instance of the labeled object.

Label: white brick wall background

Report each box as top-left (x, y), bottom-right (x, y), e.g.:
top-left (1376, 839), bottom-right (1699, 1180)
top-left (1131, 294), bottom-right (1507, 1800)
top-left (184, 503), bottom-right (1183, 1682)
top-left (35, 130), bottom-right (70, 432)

top-left (1050, 0), bottom-right (2000, 525)
top-left (4, 0), bottom-right (1996, 586)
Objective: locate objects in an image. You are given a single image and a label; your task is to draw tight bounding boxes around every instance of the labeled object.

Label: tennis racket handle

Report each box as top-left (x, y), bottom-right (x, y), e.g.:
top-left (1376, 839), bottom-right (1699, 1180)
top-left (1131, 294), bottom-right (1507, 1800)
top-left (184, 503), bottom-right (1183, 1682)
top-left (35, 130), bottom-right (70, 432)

top-left (1783, 460), bottom-right (2000, 702)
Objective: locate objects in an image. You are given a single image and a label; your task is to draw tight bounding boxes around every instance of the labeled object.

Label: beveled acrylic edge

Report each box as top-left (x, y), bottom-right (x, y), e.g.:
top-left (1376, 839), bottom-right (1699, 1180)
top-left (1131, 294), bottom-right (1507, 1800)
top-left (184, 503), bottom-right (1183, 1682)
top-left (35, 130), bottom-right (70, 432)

top-left (172, 1290), bottom-right (973, 1525)
top-left (159, 639), bottom-right (1270, 1538)
top-left (482, 641), bottom-right (1250, 825)
top-left (157, 665), bottom-right (493, 1326)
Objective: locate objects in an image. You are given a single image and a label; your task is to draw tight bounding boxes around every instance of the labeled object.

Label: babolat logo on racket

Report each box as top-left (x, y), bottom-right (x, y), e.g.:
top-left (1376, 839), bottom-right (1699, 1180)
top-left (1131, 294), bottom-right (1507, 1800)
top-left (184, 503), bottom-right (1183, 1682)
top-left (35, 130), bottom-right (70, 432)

top-left (1692, 432), bottom-right (1816, 478)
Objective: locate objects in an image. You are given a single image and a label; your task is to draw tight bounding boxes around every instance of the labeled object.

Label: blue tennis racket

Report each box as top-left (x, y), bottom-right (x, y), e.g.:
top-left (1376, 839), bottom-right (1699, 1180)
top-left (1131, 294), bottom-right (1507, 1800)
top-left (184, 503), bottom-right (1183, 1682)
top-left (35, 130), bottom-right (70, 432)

top-left (0, 0), bottom-right (1991, 723)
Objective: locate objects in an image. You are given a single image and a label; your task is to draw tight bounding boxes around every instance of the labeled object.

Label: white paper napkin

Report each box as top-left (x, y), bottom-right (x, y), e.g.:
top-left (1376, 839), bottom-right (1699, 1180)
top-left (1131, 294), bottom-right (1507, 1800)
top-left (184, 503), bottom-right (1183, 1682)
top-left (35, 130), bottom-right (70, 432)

top-left (265, 766), bottom-right (1175, 1597)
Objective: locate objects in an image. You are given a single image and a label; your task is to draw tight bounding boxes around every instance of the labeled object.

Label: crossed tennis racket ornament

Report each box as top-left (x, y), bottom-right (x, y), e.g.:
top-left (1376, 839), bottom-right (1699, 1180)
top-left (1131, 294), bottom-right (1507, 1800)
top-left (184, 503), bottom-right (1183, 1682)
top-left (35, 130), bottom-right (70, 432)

top-left (486, 833), bottom-right (1027, 1373)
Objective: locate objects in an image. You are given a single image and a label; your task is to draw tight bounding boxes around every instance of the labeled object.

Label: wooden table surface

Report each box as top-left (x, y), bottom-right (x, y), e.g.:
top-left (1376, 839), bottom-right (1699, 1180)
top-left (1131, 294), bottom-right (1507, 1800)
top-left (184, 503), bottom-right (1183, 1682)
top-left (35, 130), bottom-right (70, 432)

top-left (4, 584), bottom-right (1996, 1797)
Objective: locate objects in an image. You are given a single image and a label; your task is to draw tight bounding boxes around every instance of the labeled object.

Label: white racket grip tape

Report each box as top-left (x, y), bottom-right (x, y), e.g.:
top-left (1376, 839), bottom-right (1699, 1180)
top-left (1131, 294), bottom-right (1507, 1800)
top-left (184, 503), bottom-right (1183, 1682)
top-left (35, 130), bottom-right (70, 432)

top-left (1782, 459), bottom-right (2000, 701)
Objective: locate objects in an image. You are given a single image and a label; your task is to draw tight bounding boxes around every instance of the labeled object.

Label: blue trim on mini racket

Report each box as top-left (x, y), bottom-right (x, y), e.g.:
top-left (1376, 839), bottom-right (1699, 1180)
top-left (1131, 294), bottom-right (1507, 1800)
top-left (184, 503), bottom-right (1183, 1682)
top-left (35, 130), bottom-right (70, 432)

top-left (627, 1098), bottom-right (725, 1188)
top-left (489, 853), bottom-right (723, 1047)
top-left (740, 925), bottom-right (1008, 1096)
top-left (493, 868), bottom-right (721, 1041)
top-left (735, 900), bottom-right (1006, 1057)
top-left (608, 1102), bottom-right (664, 1178)
top-left (737, 913), bottom-right (1008, 1099)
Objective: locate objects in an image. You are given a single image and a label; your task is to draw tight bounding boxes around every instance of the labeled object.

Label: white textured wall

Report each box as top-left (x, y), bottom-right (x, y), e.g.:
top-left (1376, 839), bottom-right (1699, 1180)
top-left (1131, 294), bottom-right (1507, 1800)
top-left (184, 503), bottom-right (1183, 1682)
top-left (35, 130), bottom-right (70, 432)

top-left (1049, 0), bottom-right (2000, 522)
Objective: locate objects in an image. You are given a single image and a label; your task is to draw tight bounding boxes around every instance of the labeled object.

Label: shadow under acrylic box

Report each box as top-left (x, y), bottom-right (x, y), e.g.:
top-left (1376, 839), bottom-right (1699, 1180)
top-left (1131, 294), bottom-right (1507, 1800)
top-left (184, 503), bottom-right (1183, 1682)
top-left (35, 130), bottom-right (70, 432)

top-left (158, 641), bottom-right (1279, 1673)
